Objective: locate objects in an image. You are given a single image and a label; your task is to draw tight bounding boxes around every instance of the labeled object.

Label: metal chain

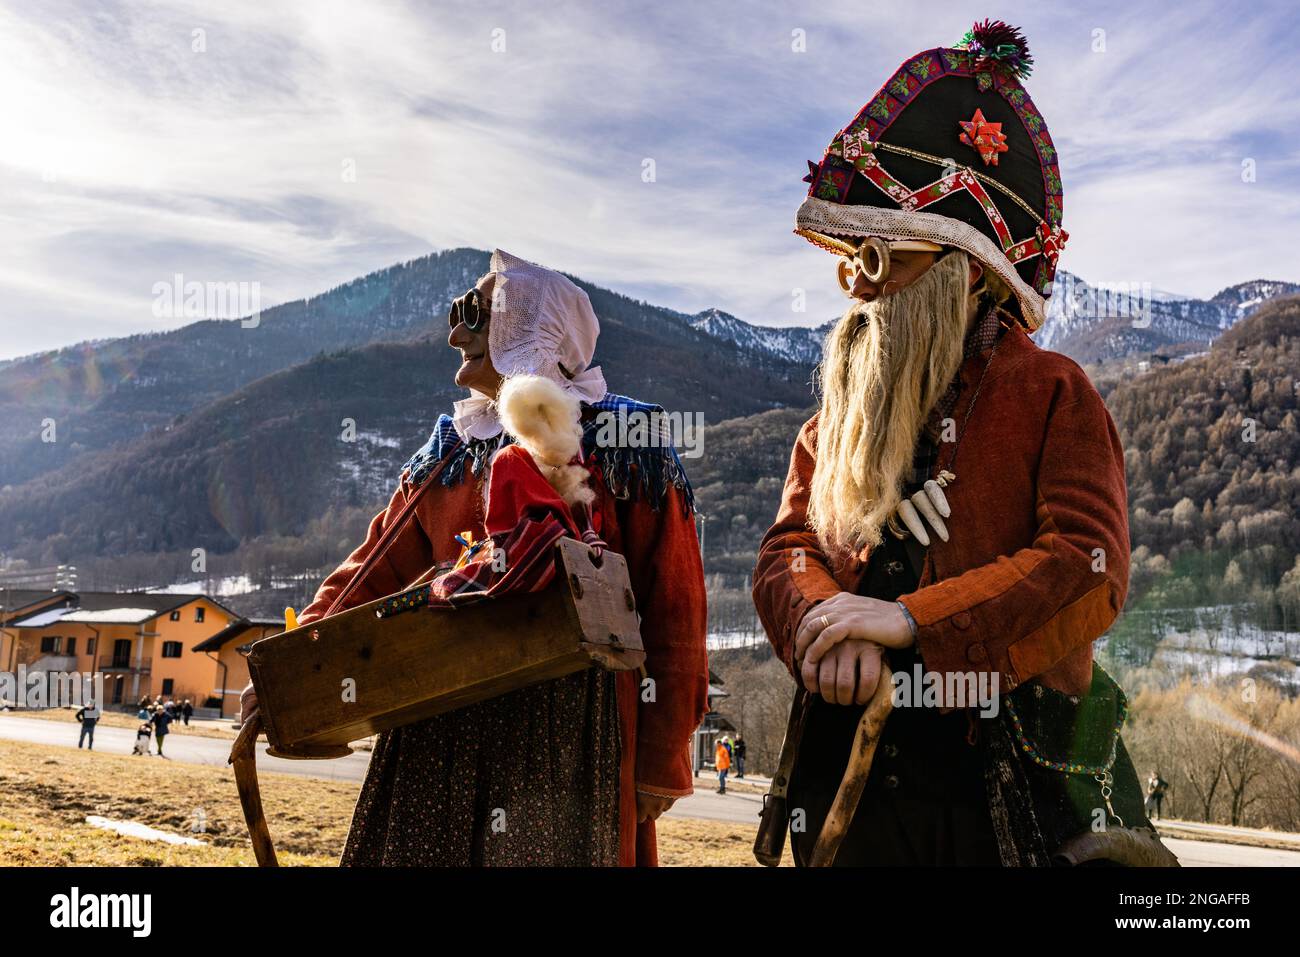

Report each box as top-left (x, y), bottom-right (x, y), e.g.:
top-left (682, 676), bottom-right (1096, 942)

top-left (1096, 770), bottom-right (1125, 828)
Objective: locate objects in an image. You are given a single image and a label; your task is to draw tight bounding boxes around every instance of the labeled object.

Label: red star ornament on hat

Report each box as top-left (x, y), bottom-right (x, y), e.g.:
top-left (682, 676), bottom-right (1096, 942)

top-left (958, 108), bottom-right (1009, 166)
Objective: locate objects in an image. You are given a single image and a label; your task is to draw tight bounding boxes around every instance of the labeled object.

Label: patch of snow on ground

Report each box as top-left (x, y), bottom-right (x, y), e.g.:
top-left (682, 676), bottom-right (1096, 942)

top-left (1133, 607), bottom-right (1300, 688)
top-left (708, 629), bottom-right (767, 651)
top-left (85, 816), bottom-right (206, 846)
top-left (148, 575), bottom-right (256, 596)
top-left (357, 430), bottom-right (402, 448)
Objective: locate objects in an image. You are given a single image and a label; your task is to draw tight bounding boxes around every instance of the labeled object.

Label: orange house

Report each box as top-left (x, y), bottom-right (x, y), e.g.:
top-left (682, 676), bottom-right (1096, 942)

top-left (1, 589), bottom-right (76, 690)
top-left (4, 592), bottom-right (244, 710)
top-left (191, 617), bottom-right (284, 718)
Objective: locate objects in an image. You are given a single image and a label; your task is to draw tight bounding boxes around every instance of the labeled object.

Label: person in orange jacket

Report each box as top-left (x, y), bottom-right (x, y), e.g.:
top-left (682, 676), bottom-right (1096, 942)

top-left (715, 738), bottom-right (731, 794)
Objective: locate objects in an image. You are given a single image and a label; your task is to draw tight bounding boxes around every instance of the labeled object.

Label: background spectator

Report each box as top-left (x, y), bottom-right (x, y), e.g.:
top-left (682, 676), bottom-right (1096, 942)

top-left (75, 701), bottom-right (100, 750)
top-left (714, 738), bottom-right (731, 794)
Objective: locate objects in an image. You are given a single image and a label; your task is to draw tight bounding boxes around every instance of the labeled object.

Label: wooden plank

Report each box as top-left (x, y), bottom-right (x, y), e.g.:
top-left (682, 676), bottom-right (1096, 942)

top-left (246, 538), bottom-right (644, 757)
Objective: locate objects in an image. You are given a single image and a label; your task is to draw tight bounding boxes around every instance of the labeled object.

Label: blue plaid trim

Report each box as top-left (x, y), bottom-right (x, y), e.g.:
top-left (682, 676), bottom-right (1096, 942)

top-left (402, 415), bottom-right (462, 485)
top-left (401, 393), bottom-right (695, 514)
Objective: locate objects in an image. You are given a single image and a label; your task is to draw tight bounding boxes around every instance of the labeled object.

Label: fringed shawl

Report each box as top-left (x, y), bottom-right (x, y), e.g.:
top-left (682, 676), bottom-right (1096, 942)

top-left (402, 393), bottom-right (696, 515)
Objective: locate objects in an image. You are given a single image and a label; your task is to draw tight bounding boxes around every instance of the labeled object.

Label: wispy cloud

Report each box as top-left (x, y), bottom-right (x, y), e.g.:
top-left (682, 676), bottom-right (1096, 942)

top-left (1, 0), bottom-right (1296, 359)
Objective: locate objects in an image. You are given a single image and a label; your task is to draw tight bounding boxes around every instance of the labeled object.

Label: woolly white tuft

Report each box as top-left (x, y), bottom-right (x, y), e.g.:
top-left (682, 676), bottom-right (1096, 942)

top-left (497, 374), bottom-right (595, 508)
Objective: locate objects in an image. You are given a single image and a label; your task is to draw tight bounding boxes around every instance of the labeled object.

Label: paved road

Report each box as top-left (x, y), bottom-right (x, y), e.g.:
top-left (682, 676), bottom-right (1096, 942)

top-left (670, 785), bottom-right (766, 825)
top-left (4, 715), bottom-right (1298, 866)
top-left (1157, 818), bottom-right (1300, 847)
top-left (666, 783), bottom-right (1300, 867)
top-left (1159, 836), bottom-right (1300, 867)
top-left (0, 715), bottom-right (370, 782)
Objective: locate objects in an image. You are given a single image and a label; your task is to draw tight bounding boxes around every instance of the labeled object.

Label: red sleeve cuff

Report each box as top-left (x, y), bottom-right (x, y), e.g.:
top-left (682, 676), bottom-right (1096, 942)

top-left (635, 740), bottom-right (694, 796)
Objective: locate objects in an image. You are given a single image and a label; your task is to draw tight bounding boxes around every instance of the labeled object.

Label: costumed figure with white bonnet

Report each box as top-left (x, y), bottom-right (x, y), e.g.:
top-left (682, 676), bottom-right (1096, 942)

top-left (241, 250), bottom-right (708, 866)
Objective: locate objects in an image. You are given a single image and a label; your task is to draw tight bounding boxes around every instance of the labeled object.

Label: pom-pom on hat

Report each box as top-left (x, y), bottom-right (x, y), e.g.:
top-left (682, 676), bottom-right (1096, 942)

top-left (797, 20), bottom-right (1067, 331)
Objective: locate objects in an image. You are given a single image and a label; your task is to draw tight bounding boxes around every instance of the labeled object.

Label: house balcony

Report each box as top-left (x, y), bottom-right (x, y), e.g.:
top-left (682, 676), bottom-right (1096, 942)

top-left (26, 654), bottom-right (77, 673)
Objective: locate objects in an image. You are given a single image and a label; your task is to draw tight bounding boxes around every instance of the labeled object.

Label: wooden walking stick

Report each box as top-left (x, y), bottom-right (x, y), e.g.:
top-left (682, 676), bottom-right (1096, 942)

top-left (809, 660), bottom-right (894, 867)
top-left (229, 712), bottom-right (278, 867)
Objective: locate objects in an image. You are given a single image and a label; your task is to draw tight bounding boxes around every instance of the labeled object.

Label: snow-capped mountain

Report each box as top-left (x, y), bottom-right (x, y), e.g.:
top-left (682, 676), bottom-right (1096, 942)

top-left (685, 273), bottom-right (1298, 369)
top-left (1037, 271), bottom-right (1300, 363)
top-left (688, 308), bottom-right (828, 366)
top-left (1210, 280), bottom-right (1300, 327)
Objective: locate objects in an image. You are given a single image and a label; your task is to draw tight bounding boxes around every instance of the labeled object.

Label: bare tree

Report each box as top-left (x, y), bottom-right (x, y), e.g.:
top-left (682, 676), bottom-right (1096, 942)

top-left (713, 648), bottom-right (796, 776)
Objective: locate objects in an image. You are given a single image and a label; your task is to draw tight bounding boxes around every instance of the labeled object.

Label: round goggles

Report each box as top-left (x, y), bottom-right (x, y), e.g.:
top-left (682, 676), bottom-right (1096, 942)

top-left (834, 237), bottom-right (945, 296)
top-left (448, 287), bottom-right (488, 332)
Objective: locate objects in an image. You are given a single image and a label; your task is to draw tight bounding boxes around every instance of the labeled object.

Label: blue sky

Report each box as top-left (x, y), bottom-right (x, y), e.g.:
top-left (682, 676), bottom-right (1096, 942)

top-left (2, 0), bottom-right (1298, 359)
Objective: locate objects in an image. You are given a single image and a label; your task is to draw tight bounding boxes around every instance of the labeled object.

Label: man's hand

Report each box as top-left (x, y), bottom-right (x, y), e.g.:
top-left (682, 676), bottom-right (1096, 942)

top-left (794, 592), bottom-right (914, 666)
top-left (636, 791), bottom-right (677, 823)
top-left (799, 638), bottom-right (884, 705)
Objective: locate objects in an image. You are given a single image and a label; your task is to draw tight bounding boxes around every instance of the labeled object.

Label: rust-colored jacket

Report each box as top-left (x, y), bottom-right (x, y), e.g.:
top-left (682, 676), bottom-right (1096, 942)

top-left (298, 429), bottom-right (709, 866)
top-left (753, 325), bottom-right (1129, 700)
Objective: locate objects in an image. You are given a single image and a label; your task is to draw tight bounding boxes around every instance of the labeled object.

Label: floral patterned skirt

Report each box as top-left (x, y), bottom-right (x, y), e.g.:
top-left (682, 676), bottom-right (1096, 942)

top-left (340, 667), bottom-right (621, 866)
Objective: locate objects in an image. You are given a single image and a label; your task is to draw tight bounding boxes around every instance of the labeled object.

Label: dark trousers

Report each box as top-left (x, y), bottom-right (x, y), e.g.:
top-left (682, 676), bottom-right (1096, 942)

top-left (787, 519), bottom-right (1001, 865)
top-left (78, 721), bottom-right (96, 749)
top-left (1145, 794), bottom-right (1163, 820)
top-left (789, 686), bottom-right (1001, 867)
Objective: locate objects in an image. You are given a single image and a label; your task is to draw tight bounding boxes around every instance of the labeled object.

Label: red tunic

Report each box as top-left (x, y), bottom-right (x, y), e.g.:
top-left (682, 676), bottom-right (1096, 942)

top-left (298, 428), bottom-right (710, 866)
top-left (753, 324), bottom-right (1130, 701)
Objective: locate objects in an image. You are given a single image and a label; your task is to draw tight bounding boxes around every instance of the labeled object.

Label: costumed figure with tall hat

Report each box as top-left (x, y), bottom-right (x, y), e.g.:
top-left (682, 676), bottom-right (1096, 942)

top-left (752, 21), bottom-right (1177, 867)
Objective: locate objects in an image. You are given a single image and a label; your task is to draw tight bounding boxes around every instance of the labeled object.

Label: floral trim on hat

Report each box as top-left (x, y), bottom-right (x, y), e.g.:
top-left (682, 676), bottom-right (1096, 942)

top-left (803, 35), bottom-right (1065, 298)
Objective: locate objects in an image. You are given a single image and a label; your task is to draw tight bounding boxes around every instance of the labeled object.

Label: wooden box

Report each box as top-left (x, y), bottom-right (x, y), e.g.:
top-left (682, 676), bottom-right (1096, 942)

top-left (246, 538), bottom-right (645, 759)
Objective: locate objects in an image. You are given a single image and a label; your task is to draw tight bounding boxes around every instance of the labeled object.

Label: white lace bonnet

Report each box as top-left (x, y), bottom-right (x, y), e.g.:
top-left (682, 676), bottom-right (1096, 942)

top-left (452, 249), bottom-right (607, 441)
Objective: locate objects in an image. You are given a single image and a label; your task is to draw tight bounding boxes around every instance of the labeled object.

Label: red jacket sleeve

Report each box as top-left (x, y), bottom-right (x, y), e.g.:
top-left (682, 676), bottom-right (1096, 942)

top-left (298, 478), bottom-right (428, 626)
top-left (900, 365), bottom-right (1129, 694)
top-left (752, 414), bottom-right (863, 678)
top-left (616, 484), bottom-right (710, 797)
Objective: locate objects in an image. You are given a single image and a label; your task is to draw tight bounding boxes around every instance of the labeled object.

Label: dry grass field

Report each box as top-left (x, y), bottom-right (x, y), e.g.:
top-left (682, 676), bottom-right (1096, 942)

top-left (0, 738), bottom-right (347, 865)
top-left (0, 737), bottom-right (783, 866)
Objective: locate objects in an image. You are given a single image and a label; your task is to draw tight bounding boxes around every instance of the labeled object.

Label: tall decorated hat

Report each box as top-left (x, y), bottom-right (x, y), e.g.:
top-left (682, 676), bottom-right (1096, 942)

top-left (797, 20), bottom-right (1066, 331)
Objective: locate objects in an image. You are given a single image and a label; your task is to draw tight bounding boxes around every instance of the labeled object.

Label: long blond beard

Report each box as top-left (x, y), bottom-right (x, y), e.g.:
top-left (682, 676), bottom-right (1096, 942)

top-left (808, 250), bottom-right (972, 557)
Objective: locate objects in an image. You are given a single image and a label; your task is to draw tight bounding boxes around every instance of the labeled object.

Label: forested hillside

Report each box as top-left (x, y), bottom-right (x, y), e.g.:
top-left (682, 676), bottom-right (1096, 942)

top-left (3, 248), bottom-right (1295, 670)
top-left (0, 283), bottom-right (814, 560)
top-left (0, 248), bottom-right (490, 488)
top-left (1103, 296), bottom-right (1300, 664)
